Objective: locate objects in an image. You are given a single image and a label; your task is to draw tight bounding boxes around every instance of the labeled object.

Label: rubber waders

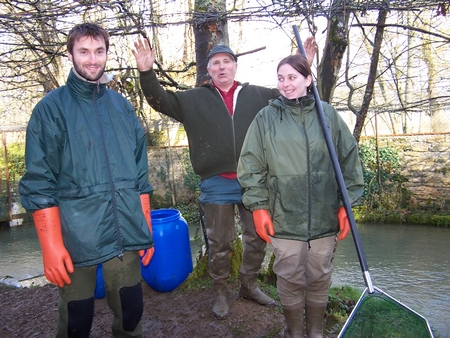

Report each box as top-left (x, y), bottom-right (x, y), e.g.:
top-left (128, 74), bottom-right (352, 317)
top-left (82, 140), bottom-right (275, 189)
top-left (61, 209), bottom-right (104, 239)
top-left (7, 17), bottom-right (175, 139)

top-left (282, 304), bottom-right (305, 338)
top-left (306, 302), bottom-right (327, 338)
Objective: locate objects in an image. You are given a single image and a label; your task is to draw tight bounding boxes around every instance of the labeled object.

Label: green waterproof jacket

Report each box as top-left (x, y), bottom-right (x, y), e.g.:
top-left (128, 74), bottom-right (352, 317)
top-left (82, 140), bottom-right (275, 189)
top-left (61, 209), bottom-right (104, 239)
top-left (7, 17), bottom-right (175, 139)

top-left (237, 95), bottom-right (364, 241)
top-left (19, 70), bottom-right (154, 267)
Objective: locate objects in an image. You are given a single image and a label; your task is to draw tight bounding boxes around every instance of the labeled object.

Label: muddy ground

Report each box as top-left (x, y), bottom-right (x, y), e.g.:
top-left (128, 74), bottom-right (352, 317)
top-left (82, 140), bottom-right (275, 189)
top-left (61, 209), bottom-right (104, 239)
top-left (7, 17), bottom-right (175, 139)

top-left (0, 278), bottom-right (294, 338)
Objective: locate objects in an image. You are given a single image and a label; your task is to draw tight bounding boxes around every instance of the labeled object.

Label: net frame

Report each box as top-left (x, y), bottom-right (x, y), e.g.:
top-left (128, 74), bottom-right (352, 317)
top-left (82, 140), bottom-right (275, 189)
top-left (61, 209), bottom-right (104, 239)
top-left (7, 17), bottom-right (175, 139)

top-left (339, 286), bottom-right (434, 337)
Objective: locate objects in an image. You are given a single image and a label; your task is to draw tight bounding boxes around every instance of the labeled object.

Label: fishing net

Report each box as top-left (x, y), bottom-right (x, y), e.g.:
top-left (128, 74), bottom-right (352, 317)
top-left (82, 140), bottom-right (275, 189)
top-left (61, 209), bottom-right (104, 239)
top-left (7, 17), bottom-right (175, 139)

top-left (339, 287), bottom-right (434, 338)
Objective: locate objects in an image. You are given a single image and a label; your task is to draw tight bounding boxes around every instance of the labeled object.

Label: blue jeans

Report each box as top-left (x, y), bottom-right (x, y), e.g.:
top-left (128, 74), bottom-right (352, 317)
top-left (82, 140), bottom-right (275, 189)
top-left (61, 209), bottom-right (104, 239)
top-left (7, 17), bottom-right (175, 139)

top-left (199, 175), bottom-right (242, 204)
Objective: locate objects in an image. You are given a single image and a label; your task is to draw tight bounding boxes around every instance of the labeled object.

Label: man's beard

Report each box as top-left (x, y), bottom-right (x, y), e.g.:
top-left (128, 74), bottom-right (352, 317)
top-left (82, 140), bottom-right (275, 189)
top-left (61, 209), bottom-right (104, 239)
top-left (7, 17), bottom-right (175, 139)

top-left (73, 58), bottom-right (105, 82)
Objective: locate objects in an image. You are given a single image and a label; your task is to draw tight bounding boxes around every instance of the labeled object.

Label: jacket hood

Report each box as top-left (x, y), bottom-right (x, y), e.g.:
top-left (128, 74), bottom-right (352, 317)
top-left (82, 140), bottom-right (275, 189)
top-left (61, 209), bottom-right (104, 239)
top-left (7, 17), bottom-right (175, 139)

top-left (268, 93), bottom-right (316, 121)
top-left (270, 94), bottom-right (315, 109)
top-left (66, 68), bottom-right (108, 100)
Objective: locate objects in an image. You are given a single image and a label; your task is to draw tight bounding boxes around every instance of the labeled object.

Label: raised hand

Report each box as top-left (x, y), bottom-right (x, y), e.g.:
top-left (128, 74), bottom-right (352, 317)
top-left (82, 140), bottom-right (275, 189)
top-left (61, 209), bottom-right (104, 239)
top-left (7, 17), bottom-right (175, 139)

top-left (303, 36), bottom-right (318, 67)
top-left (132, 38), bottom-right (156, 72)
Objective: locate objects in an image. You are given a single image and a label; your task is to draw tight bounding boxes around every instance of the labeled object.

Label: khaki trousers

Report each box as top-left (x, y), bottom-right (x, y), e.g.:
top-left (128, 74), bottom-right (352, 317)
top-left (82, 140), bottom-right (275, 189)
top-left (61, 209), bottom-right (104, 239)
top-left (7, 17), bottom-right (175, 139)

top-left (271, 236), bottom-right (336, 309)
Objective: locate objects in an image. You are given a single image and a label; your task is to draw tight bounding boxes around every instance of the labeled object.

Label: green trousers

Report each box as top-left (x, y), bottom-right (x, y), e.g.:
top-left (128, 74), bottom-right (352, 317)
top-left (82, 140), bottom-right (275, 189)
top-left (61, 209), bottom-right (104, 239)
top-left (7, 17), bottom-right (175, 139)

top-left (56, 251), bottom-right (144, 338)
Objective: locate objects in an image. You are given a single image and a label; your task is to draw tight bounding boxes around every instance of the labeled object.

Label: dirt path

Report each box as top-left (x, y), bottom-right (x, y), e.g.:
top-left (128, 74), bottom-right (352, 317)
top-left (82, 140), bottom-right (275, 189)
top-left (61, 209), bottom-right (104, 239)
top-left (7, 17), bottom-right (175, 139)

top-left (1, 279), bottom-right (291, 337)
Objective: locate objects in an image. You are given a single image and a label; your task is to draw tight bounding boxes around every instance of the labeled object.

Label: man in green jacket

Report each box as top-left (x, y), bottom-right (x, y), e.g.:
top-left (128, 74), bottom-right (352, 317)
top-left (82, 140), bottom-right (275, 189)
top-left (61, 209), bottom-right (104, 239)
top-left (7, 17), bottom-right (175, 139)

top-left (132, 38), bottom-right (316, 319)
top-left (19, 23), bottom-right (154, 337)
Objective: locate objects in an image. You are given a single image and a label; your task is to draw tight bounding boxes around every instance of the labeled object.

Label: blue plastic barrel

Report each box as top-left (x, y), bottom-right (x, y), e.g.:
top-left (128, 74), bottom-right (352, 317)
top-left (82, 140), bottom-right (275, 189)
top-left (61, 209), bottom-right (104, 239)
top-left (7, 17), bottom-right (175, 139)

top-left (94, 263), bottom-right (106, 299)
top-left (141, 208), bottom-right (193, 292)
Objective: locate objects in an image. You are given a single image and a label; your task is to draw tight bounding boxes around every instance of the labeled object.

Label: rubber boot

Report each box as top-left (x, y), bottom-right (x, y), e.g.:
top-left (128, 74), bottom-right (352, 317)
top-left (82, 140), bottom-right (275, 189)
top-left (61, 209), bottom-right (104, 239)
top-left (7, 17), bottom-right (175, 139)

top-left (203, 204), bottom-right (236, 320)
top-left (305, 302), bottom-right (327, 338)
top-left (237, 204), bottom-right (276, 306)
top-left (212, 278), bottom-right (228, 319)
top-left (282, 304), bottom-right (305, 338)
top-left (240, 276), bottom-right (276, 306)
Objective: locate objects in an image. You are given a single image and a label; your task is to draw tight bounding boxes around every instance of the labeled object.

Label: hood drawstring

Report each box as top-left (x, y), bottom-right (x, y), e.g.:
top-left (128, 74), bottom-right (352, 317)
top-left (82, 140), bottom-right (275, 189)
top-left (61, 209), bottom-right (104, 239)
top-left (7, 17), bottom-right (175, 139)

top-left (277, 106), bottom-right (283, 123)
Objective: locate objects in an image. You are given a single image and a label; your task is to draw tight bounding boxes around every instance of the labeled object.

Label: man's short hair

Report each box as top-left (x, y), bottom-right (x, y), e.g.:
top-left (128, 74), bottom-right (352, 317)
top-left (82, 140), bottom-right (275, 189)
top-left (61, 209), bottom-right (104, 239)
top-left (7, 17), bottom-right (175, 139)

top-left (67, 23), bottom-right (110, 55)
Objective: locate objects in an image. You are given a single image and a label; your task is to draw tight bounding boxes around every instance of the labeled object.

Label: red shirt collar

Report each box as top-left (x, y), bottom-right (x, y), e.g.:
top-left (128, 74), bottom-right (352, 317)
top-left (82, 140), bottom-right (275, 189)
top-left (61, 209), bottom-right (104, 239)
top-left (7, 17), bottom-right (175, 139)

top-left (212, 81), bottom-right (239, 116)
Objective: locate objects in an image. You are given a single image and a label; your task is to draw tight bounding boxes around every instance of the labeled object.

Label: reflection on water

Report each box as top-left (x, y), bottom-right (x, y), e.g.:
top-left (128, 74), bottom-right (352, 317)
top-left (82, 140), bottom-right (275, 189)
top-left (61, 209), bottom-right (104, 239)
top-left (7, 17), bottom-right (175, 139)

top-left (0, 222), bottom-right (43, 280)
top-left (1, 221), bottom-right (449, 337)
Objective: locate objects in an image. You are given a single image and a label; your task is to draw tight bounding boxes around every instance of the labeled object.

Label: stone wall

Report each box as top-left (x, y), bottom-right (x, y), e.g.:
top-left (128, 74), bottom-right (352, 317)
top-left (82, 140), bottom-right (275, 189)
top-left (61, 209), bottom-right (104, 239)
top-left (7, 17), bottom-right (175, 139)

top-left (360, 133), bottom-right (450, 208)
top-left (148, 133), bottom-right (450, 208)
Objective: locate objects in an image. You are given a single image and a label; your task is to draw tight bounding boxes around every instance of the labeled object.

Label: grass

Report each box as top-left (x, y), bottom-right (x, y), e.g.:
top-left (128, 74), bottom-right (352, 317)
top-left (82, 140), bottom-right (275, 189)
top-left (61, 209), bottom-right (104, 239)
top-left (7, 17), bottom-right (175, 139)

top-left (354, 207), bottom-right (450, 227)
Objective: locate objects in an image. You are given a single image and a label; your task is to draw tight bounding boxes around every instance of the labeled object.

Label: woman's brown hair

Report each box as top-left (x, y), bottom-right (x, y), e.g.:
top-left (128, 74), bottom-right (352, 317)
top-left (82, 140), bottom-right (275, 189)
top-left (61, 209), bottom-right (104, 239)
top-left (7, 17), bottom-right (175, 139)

top-left (277, 54), bottom-right (312, 91)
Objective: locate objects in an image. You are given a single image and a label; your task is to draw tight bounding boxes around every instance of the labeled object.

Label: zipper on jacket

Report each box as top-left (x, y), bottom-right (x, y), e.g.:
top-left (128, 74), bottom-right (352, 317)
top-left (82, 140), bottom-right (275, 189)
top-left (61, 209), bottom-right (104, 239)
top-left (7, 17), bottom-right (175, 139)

top-left (92, 89), bottom-right (124, 258)
top-left (231, 86), bottom-right (243, 163)
top-left (300, 103), bottom-right (313, 249)
top-left (214, 86), bottom-right (240, 163)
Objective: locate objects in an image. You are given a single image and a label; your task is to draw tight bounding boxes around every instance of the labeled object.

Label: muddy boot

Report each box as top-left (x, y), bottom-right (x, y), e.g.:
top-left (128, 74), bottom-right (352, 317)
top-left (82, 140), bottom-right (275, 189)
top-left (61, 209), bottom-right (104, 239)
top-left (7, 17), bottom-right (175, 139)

top-left (203, 204), bottom-right (236, 320)
top-left (240, 276), bottom-right (276, 306)
top-left (212, 278), bottom-right (228, 319)
top-left (305, 301), bottom-right (327, 338)
top-left (282, 304), bottom-right (305, 338)
top-left (237, 204), bottom-right (276, 306)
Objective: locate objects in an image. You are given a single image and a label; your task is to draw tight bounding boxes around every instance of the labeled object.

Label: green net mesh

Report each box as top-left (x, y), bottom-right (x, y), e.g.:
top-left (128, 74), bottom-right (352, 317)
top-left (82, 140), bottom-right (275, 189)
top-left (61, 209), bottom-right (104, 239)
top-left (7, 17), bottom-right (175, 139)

top-left (340, 289), bottom-right (433, 338)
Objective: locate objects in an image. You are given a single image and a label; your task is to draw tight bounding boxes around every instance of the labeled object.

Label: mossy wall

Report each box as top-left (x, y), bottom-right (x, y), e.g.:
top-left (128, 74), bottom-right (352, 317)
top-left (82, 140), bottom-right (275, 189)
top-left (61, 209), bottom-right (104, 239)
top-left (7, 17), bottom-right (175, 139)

top-left (360, 133), bottom-right (450, 209)
top-left (148, 133), bottom-right (450, 209)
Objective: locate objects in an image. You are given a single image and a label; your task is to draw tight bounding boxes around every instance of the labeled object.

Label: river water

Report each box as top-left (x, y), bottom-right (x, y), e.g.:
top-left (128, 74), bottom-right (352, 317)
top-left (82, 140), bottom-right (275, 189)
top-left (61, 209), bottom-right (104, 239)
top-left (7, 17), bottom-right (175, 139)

top-left (1, 221), bottom-right (449, 337)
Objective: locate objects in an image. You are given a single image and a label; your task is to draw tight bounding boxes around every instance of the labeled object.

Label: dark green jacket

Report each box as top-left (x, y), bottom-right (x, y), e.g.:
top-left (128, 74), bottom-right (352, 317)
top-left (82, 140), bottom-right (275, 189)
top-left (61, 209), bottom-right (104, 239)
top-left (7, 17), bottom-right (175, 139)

top-left (237, 95), bottom-right (364, 241)
top-left (140, 70), bottom-right (279, 180)
top-left (19, 70), bottom-right (153, 267)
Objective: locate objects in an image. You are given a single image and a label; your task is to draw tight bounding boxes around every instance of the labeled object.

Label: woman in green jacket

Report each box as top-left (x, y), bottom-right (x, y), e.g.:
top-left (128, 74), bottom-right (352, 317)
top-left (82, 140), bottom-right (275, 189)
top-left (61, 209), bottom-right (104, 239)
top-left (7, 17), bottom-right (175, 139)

top-left (237, 54), bottom-right (364, 338)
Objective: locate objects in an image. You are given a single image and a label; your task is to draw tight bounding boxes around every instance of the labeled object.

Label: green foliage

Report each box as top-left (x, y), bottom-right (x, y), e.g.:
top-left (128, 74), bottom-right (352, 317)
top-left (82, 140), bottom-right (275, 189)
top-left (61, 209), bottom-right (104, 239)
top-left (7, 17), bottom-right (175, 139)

top-left (328, 286), bottom-right (361, 315)
top-left (359, 140), bottom-right (409, 211)
top-left (150, 194), bottom-right (170, 209)
top-left (177, 202), bottom-right (200, 224)
top-left (229, 236), bottom-right (243, 280)
top-left (354, 208), bottom-right (406, 224)
top-left (404, 212), bottom-right (450, 227)
top-left (0, 143), bottom-right (26, 181)
top-left (146, 130), bottom-right (165, 146)
top-left (325, 286), bottom-right (362, 335)
top-left (259, 252), bottom-right (277, 286)
top-left (182, 236), bottom-right (244, 288)
top-left (183, 254), bottom-right (211, 289)
top-left (180, 148), bottom-right (200, 195)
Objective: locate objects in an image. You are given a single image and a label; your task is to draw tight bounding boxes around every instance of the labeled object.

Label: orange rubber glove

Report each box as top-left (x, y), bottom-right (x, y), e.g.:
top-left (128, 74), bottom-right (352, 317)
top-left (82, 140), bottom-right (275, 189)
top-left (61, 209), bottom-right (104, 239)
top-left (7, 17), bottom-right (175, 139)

top-left (139, 194), bottom-right (154, 266)
top-left (252, 209), bottom-right (274, 243)
top-left (33, 206), bottom-right (74, 287)
top-left (337, 207), bottom-right (350, 240)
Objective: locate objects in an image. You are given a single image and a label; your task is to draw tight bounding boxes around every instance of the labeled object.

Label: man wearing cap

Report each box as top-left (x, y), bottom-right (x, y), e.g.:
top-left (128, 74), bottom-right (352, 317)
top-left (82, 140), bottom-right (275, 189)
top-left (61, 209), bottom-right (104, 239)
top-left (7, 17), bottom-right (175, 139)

top-left (132, 38), bottom-right (316, 319)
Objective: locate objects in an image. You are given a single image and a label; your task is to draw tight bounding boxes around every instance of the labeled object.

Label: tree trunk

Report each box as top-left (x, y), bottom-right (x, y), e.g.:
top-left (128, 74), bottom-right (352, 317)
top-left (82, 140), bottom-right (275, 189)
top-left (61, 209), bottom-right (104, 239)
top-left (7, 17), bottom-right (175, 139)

top-left (317, 0), bottom-right (350, 103)
top-left (353, 8), bottom-right (388, 143)
top-left (193, 0), bottom-right (229, 86)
